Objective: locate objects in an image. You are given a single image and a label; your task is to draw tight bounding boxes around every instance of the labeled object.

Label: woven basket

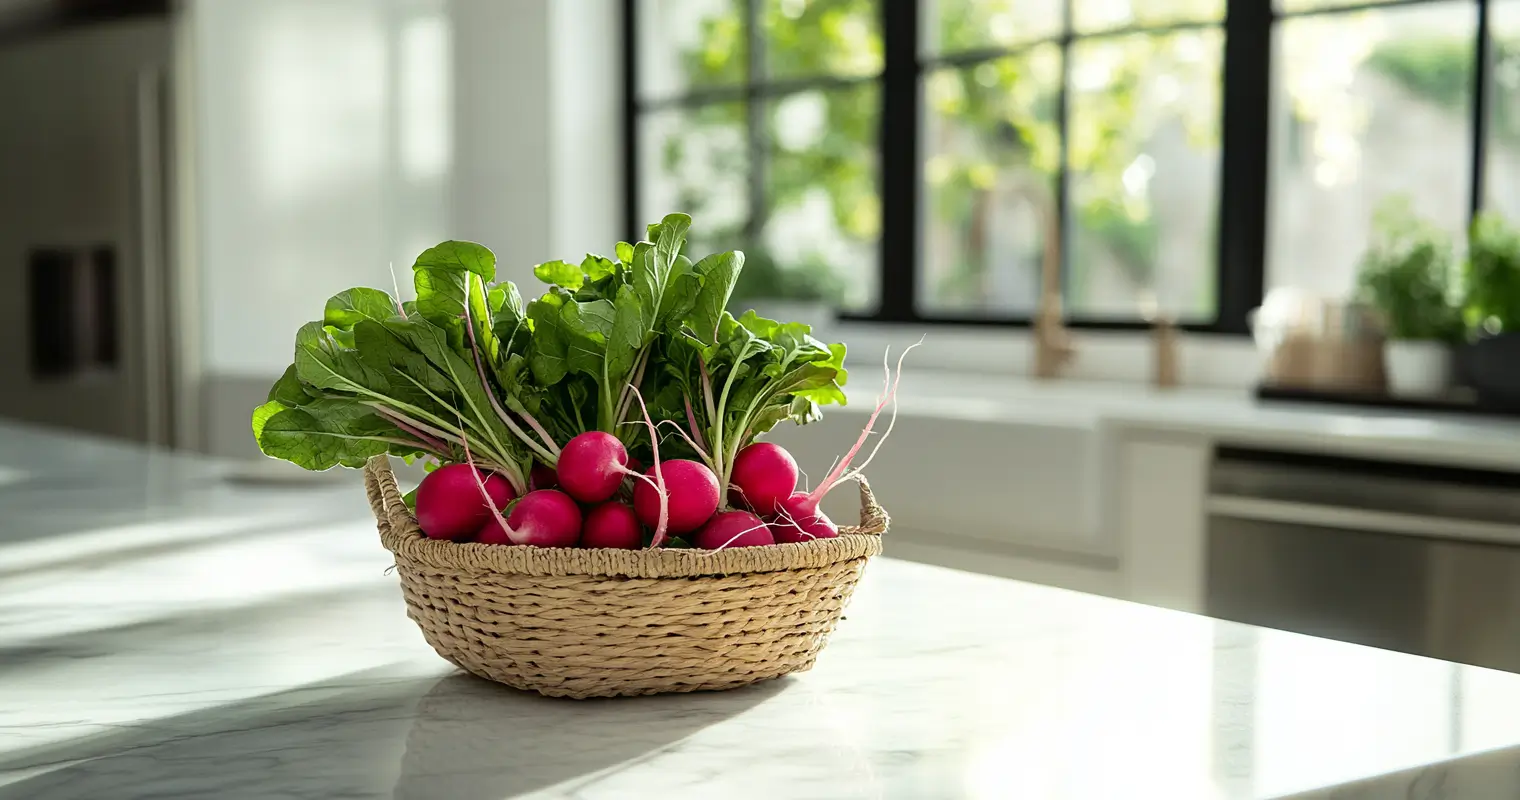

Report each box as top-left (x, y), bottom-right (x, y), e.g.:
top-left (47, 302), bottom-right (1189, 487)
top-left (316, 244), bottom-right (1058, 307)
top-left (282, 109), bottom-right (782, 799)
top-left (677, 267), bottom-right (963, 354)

top-left (363, 457), bottom-right (888, 699)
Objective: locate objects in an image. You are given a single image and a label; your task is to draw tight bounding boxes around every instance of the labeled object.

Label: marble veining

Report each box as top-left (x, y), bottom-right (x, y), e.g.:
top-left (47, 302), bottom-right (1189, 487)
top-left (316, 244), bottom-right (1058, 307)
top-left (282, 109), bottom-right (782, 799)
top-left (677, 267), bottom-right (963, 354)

top-left (5, 424), bottom-right (1520, 798)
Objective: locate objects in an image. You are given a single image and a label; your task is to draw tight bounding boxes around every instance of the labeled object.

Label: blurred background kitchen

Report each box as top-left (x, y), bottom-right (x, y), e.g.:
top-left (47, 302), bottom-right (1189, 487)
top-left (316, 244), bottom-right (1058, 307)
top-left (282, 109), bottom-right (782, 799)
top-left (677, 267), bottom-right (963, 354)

top-left (8, 0), bottom-right (1520, 673)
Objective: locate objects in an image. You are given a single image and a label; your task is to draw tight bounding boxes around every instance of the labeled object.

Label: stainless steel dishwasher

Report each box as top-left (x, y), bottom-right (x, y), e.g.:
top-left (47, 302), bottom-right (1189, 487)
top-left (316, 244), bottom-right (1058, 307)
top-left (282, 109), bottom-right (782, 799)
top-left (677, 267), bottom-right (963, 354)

top-left (1205, 447), bottom-right (1520, 673)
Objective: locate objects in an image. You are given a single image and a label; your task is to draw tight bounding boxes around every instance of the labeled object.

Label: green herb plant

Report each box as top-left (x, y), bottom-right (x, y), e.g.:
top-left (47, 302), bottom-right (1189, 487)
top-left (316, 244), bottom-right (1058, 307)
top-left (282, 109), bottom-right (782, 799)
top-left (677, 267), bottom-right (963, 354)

top-left (1464, 211), bottom-right (1520, 335)
top-left (1354, 197), bottom-right (1464, 343)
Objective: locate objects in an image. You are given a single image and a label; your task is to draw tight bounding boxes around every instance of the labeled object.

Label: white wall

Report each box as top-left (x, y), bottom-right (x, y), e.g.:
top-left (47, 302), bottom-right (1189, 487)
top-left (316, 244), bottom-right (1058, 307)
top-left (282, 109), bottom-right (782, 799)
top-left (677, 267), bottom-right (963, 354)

top-left (194, 0), bottom-right (452, 378)
top-left (188, 0), bottom-right (623, 456)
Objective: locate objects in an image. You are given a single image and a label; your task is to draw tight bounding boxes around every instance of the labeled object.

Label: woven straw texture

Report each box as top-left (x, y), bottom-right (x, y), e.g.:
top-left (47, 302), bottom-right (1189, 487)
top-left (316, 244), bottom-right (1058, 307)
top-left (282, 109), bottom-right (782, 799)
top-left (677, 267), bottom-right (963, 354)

top-left (364, 457), bottom-right (887, 699)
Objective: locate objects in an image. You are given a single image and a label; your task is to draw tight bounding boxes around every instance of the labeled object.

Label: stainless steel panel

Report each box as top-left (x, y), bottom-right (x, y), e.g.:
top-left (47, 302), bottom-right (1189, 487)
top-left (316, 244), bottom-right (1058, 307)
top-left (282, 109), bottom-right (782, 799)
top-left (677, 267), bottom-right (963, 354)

top-left (1207, 516), bottom-right (1520, 673)
top-left (1211, 454), bottom-right (1520, 526)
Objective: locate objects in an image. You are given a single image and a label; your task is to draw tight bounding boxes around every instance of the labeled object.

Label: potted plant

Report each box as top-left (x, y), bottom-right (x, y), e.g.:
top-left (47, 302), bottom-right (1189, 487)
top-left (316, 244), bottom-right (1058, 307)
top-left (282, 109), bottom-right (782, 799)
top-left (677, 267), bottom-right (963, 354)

top-left (728, 247), bottom-right (845, 334)
top-left (1460, 211), bottom-right (1520, 406)
top-left (1354, 199), bottom-right (1465, 396)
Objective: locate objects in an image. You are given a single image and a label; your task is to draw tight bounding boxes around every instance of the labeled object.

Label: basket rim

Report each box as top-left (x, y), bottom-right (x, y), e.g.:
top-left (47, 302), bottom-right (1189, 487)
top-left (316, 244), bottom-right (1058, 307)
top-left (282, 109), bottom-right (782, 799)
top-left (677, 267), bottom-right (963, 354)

top-left (363, 457), bottom-right (887, 579)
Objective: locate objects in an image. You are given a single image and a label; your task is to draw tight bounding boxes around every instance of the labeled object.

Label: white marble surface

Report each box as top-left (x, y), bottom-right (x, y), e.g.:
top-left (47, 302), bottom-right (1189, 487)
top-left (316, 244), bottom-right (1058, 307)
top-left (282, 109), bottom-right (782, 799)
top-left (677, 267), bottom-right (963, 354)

top-left (7, 424), bottom-right (1520, 798)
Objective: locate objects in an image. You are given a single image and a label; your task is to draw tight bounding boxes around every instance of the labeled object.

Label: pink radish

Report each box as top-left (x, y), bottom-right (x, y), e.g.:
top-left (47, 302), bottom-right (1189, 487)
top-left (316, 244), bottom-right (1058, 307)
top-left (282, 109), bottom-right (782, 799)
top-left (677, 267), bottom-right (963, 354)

top-left (580, 501), bottom-right (643, 549)
top-left (415, 464), bottom-right (515, 540)
top-left (770, 493), bottom-right (839, 543)
top-left (728, 442), bottom-right (798, 516)
top-left (556, 431), bottom-right (633, 503)
top-left (633, 459), bottom-right (719, 535)
top-left (695, 510), bottom-right (775, 550)
top-left (476, 489), bottom-right (582, 547)
top-left (529, 464), bottom-right (559, 491)
top-left (769, 344), bottom-right (915, 544)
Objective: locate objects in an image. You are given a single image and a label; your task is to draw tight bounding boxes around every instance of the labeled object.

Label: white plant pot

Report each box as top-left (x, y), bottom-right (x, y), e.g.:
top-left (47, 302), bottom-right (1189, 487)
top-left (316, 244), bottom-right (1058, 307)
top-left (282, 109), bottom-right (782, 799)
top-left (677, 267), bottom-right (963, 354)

top-left (1384, 340), bottom-right (1453, 396)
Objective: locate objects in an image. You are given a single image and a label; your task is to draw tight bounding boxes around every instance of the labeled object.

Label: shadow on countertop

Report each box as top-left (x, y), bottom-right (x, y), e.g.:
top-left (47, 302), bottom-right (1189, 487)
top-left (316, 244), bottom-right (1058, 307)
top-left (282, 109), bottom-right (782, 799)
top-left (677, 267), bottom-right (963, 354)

top-left (392, 673), bottom-right (790, 799)
top-left (0, 667), bottom-right (790, 800)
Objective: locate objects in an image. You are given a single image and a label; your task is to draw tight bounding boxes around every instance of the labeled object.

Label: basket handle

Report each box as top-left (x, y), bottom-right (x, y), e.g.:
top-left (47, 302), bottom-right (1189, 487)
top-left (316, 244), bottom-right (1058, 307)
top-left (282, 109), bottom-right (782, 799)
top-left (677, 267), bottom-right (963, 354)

top-left (842, 476), bottom-right (890, 536)
top-left (364, 456), bottom-right (419, 551)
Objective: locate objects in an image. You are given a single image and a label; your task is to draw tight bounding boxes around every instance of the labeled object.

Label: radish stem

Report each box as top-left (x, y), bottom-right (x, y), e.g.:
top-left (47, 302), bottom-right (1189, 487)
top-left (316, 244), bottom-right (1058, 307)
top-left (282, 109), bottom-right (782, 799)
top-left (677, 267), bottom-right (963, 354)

top-left (462, 274), bottom-right (559, 466)
top-left (624, 385), bottom-right (669, 547)
top-left (459, 424), bottom-right (515, 540)
top-left (684, 394), bottom-right (707, 452)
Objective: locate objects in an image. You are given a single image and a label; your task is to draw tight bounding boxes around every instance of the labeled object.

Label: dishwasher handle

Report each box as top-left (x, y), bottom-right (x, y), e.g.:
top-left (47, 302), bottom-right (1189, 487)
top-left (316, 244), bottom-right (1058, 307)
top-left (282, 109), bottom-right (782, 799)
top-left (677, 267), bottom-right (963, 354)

top-left (1207, 494), bottom-right (1520, 547)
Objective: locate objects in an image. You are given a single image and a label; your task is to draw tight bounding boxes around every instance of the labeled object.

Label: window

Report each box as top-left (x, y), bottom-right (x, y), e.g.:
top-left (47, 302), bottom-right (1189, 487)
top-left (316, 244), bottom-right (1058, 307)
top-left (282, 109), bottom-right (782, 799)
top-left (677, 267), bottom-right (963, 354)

top-left (624, 0), bottom-right (1508, 333)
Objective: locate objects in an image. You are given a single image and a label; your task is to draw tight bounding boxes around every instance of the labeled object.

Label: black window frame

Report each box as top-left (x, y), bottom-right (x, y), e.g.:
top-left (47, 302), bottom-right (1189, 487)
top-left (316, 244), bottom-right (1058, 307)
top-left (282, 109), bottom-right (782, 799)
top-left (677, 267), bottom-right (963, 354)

top-left (622, 0), bottom-right (1499, 336)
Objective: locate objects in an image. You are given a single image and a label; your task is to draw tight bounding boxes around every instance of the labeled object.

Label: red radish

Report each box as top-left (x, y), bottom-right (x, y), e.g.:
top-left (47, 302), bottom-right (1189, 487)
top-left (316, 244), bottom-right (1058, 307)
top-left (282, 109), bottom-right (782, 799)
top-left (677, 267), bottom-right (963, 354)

top-left (626, 456), bottom-right (645, 475)
top-left (695, 510), bottom-right (775, 550)
top-left (556, 431), bottom-right (632, 503)
top-left (769, 344), bottom-right (915, 544)
top-left (415, 464), bottom-right (514, 540)
top-left (580, 501), bottom-right (643, 549)
top-left (771, 493), bottom-right (839, 543)
top-left (529, 464), bottom-right (559, 491)
top-left (728, 442), bottom-right (798, 516)
top-left (476, 489), bottom-right (582, 547)
top-left (633, 459), bottom-right (719, 534)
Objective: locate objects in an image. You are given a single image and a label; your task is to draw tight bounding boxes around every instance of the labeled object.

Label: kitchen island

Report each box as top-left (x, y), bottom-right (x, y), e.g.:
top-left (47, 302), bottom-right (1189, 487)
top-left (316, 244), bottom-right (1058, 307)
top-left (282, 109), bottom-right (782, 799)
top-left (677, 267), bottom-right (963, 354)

top-left (3, 423), bottom-right (1520, 799)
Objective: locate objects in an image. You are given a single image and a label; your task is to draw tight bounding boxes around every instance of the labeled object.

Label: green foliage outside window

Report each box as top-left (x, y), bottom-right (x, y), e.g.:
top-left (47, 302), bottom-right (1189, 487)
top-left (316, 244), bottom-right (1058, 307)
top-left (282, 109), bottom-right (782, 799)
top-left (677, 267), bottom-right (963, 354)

top-left (657, 2), bottom-right (1502, 309)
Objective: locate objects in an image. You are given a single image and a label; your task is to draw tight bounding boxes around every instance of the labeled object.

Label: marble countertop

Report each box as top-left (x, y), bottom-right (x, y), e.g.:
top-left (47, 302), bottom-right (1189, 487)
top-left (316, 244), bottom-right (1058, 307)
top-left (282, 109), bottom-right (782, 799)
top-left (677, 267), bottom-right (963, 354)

top-left (7, 424), bottom-right (1520, 798)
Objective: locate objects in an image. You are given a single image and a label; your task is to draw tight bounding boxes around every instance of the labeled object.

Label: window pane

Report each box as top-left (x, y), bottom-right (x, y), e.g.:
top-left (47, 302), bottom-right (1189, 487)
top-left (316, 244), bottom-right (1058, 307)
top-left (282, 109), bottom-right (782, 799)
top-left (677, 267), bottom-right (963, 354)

top-left (638, 102), bottom-right (750, 249)
top-left (637, 0), bottom-right (745, 101)
top-left (1074, 0), bottom-right (1223, 34)
top-left (1487, 0), bottom-right (1520, 220)
top-left (922, 0), bottom-right (1063, 56)
top-left (1268, 3), bottom-right (1475, 297)
top-left (920, 47), bottom-right (1062, 315)
top-left (1066, 29), bottom-right (1223, 319)
top-left (763, 0), bottom-right (882, 81)
top-left (753, 84), bottom-right (881, 312)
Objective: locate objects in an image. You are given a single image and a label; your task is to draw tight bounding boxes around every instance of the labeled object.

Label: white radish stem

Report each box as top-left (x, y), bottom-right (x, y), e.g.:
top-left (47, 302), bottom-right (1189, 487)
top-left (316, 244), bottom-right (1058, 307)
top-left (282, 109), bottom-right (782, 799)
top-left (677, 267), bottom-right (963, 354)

top-left (772, 505), bottom-right (818, 541)
top-left (624, 385), bottom-right (670, 547)
top-left (462, 275), bottom-right (558, 466)
top-left (712, 519), bottom-right (773, 551)
top-left (614, 346), bottom-right (653, 429)
top-left (658, 419), bottom-right (710, 462)
top-left (388, 261), bottom-right (407, 317)
top-left (684, 394), bottom-right (708, 452)
top-left (459, 424), bottom-right (515, 541)
top-left (518, 409), bottom-right (560, 458)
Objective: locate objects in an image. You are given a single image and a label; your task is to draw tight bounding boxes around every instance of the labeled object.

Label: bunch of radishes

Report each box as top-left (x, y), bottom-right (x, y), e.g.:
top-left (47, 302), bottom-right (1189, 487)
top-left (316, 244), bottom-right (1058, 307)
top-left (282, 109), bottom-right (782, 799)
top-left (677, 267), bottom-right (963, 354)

top-left (254, 212), bottom-right (913, 550)
top-left (411, 346), bottom-right (909, 551)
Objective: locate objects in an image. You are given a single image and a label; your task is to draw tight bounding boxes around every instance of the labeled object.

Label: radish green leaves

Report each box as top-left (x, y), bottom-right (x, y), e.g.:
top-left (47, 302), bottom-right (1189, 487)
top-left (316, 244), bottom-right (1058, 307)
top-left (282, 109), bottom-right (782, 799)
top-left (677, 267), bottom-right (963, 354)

top-left (251, 213), bottom-right (848, 492)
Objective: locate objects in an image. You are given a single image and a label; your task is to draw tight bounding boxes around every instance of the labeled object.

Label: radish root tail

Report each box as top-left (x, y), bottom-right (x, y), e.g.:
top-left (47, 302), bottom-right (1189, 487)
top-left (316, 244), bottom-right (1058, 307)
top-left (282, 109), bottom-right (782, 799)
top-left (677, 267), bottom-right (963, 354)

top-left (807, 340), bottom-right (920, 505)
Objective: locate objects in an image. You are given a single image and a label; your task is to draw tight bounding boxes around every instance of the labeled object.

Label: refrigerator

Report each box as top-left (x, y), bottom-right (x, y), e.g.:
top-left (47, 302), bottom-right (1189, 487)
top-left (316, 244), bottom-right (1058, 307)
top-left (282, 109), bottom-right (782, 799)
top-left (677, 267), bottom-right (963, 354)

top-left (0, 12), bottom-right (180, 446)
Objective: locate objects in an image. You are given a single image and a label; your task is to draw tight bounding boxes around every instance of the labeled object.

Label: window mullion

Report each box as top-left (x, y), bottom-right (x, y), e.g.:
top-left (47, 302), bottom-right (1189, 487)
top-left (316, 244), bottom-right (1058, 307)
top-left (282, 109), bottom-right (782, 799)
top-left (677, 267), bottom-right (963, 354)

top-left (744, 0), bottom-right (768, 244)
top-left (1215, 0), bottom-right (1272, 334)
top-left (877, 0), bottom-right (921, 321)
top-left (621, 0), bottom-right (639, 241)
top-left (1472, 0), bottom-right (1492, 221)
